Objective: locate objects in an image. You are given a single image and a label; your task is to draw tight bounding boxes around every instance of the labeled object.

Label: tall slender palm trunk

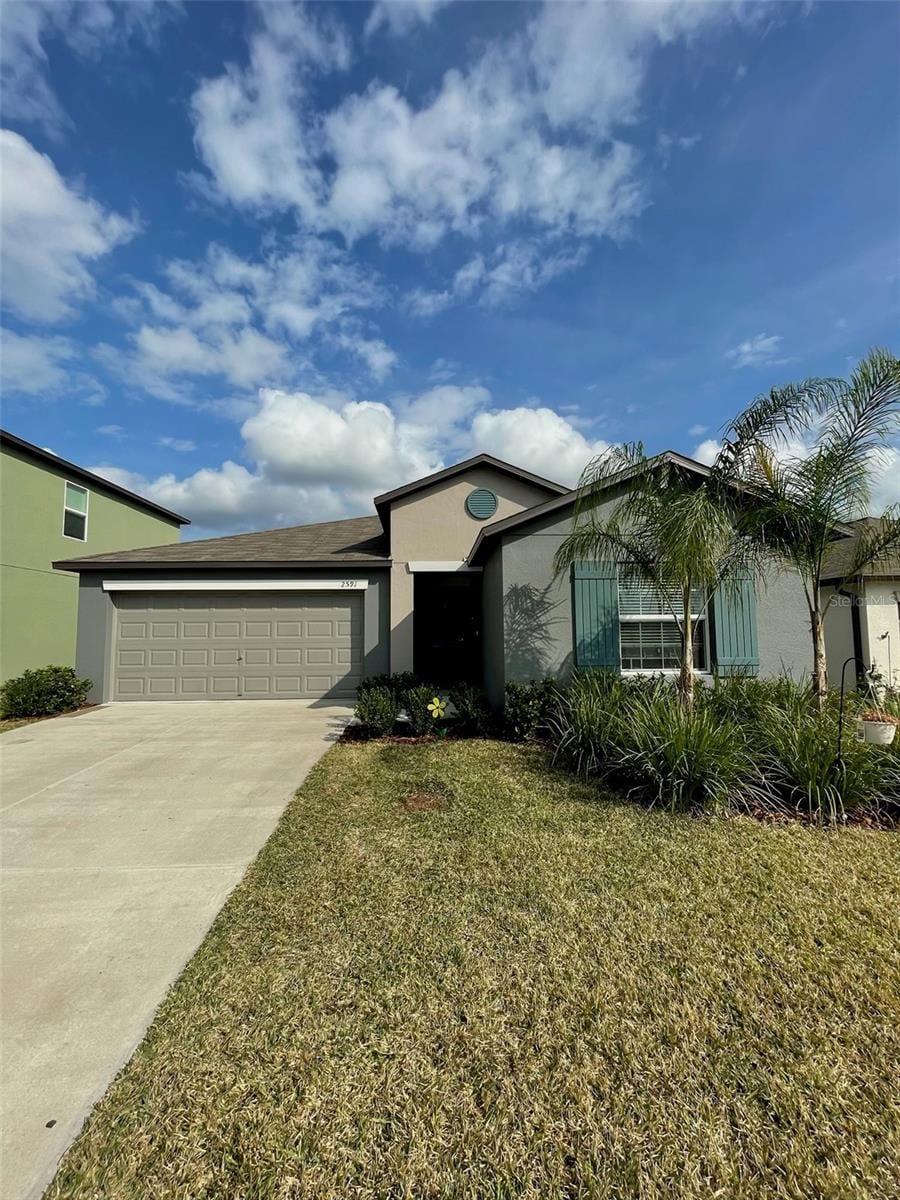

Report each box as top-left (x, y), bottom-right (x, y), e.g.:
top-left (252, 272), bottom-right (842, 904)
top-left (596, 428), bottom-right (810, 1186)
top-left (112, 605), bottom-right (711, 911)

top-left (679, 583), bottom-right (695, 712)
top-left (810, 604), bottom-right (828, 711)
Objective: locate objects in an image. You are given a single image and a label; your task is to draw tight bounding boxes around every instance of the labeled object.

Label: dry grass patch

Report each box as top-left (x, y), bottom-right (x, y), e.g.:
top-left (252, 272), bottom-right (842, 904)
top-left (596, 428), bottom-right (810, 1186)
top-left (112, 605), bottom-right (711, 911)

top-left (48, 741), bottom-right (900, 1200)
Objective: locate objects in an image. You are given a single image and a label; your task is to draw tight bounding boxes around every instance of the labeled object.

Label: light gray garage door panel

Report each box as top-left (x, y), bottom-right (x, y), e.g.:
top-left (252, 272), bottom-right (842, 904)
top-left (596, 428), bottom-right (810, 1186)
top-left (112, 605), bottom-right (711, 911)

top-left (113, 592), bottom-right (363, 700)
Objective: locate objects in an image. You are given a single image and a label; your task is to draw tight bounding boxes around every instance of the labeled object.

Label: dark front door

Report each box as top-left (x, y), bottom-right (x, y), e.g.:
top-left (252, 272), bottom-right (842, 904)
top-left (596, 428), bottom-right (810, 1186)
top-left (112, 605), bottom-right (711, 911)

top-left (413, 572), bottom-right (482, 686)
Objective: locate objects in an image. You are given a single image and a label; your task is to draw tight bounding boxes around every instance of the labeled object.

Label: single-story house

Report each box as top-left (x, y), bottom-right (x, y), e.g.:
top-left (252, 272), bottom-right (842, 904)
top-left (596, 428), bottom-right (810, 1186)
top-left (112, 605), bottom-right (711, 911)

top-left (55, 452), bottom-right (812, 707)
top-left (1, 429), bottom-right (189, 682)
top-left (821, 518), bottom-right (900, 691)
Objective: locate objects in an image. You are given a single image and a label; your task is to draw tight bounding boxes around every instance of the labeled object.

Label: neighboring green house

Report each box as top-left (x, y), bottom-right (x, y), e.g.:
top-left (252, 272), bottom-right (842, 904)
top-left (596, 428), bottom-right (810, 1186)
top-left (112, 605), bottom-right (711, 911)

top-left (0, 430), bottom-right (189, 683)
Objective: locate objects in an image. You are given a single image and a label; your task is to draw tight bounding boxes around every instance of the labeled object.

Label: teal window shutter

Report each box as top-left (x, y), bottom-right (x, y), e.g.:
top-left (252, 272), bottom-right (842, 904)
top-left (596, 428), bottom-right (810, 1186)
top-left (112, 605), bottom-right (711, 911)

top-left (572, 561), bottom-right (620, 670)
top-left (712, 577), bottom-right (759, 676)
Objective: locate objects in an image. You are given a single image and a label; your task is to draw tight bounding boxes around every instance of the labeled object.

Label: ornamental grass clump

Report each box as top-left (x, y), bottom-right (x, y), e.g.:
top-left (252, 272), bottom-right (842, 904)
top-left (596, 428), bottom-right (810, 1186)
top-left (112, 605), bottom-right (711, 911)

top-left (550, 669), bottom-right (627, 777)
top-left (552, 672), bottom-right (763, 812)
top-left (754, 700), bottom-right (899, 824)
top-left (614, 690), bottom-right (764, 812)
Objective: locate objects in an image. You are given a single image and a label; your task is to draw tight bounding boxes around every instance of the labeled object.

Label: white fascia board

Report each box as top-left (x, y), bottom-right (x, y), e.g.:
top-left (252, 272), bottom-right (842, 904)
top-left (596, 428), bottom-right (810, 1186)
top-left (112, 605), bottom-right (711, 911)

top-left (406, 561), bottom-right (482, 573)
top-left (102, 578), bottom-right (369, 592)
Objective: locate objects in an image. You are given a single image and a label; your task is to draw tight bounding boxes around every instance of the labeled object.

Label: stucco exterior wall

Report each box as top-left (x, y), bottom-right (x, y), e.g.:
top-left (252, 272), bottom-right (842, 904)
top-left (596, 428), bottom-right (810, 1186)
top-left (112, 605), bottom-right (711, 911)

top-left (73, 567), bottom-right (390, 703)
top-left (821, 586), bottom-right (860, 688)
top-left (481, 549), bottom-right (505, 707)
top-left (387, 467), bottom-right (558, 672)
top-left (754, 567), bottom-right (811, 680)
top-left (0, 444), bottom-right (182, 681)
top-left (863, 579), bottom-right (900, 689)
top-left (484, 498), bottom-right (812, 693)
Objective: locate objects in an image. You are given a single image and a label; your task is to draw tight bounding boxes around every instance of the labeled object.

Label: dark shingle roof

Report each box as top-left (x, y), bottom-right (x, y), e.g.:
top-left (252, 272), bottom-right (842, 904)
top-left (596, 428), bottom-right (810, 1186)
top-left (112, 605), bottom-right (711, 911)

top-left (54, 515), bottom-right (389, 571)
top-left (821, 518), bottom-right (900, 582)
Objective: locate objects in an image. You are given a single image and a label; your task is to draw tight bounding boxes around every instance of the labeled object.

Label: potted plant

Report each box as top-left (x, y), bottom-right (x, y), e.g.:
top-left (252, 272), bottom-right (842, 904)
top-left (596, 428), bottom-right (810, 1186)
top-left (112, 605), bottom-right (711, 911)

top-left (857, 708), bottom-right (900, 746)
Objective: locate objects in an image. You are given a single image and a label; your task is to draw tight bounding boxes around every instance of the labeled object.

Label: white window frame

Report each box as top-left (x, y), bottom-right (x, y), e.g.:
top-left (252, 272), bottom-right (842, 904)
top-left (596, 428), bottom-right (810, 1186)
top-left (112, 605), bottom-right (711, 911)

top-left (618, 574), bottom-right (711, 677)
top-left (62, 480), bottom-right (89, 542)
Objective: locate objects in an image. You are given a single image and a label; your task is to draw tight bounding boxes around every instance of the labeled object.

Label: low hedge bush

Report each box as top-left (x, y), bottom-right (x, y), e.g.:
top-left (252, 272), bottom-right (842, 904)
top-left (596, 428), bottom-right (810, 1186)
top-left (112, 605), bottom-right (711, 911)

top-left (357, 672), bottom-right (422, 704)
top-left (448, 683), bottom-right (493, 736)
top-left (503, 679), bottom-right (560, 742)
top-left (404, 685), bottom-right (436, 736)
top-left (0, 665), bottom-right (92, 719)
top-left (354, 686), bottom-right (400, 738)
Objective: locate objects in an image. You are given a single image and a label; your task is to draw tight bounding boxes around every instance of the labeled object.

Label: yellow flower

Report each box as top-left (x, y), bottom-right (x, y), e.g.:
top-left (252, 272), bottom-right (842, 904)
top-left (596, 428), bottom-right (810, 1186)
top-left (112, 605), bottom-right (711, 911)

top-left (427, 696), bottom-right (447, 719)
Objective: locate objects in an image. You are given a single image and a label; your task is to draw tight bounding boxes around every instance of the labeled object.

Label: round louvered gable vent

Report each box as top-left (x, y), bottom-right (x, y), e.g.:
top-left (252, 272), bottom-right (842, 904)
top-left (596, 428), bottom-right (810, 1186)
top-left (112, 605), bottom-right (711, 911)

top-left (465, 488), bottom-right (498, 520)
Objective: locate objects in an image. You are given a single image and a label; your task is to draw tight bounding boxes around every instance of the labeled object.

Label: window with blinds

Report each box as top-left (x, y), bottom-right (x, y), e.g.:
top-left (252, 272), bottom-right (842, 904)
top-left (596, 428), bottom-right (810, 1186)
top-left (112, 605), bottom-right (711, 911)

top-left (618, 572), bottom-right (708, 671)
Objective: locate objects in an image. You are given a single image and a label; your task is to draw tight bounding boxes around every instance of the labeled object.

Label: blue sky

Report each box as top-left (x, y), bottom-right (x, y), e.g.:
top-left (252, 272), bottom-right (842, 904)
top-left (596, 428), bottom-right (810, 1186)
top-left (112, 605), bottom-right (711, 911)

top-left (1, 0), bottom-right (897, 537)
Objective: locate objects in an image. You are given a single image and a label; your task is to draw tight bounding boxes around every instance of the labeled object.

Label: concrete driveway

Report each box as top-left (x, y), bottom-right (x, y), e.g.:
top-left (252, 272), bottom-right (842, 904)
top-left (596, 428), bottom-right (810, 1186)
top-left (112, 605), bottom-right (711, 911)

top-left (0, 700), bottom-right (351, 1200)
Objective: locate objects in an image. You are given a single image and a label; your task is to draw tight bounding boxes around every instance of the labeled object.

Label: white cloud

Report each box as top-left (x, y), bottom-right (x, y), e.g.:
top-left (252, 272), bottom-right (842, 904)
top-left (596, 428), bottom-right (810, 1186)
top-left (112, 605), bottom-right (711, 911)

top-left (0, 0), bottom-right (181, 137)
top-left (190, 0), bottom-right (742, 248)
top-left (157, 436), bottom-right (197, 453)
top-left (107, 236), bottom-right (392, 398)
top-left (190, 3), bottom-right (348, 221)
top-left (692, 438), bottom-right (722, 465)
top-left (241, 388), bottom-right (437, 489)
top-left (0, 131), bottom-right (137, 323)
top-left (870, 446), bottom-right (900, 510)
top-left (656, 130), bottom-right (701, 165)
top-left (365, 0), bottom-right (452, 38)
top-left (688, 423), bottom-right (708, 437)
top-left (336, 333), bottom-right (398, 381)
top-left (471, 406), bottom-right (609, 485)
top-left (409, 238), bottom-right (588, 315)
top-left (97, 423), bottom-right (126, 438)
top-left (724, 332), bottom-right (784, 369)
top-left (0, 328), bottom-right (75, 392)
top-left (0, 326), bottom-right (106, 404)
top-left (93, 385), bottom-right (604, 532)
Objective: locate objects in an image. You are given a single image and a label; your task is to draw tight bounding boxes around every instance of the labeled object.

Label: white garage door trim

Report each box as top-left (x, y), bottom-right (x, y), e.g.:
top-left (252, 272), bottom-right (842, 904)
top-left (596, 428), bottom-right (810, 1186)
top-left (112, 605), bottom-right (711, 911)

top-left (103, 578), bottom-right (368, 592)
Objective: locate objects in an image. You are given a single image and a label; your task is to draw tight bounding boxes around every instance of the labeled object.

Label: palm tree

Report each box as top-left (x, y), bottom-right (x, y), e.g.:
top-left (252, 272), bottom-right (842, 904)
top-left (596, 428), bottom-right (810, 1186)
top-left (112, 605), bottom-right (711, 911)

top-left (713, 347), bottom-right (900, 708)
top-left (554, 445), bottom-right (762, 711)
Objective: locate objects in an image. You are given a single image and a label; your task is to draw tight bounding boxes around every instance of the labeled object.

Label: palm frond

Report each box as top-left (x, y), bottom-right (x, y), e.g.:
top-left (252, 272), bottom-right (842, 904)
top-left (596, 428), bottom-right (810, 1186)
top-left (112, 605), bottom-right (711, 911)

top-left (832, 509), bottom-right (900, 589)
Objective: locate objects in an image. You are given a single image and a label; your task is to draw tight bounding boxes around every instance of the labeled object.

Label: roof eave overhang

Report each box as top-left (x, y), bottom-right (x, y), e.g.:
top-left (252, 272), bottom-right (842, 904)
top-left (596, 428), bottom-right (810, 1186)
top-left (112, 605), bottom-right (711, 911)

top-left (53, 557), bottom-right (392, 573)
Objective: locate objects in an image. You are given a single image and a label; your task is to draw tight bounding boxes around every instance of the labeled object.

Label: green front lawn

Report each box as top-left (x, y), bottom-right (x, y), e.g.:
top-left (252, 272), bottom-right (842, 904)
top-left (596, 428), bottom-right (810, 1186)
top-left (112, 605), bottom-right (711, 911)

top-left (49, 742), bottom-right (900, 1199)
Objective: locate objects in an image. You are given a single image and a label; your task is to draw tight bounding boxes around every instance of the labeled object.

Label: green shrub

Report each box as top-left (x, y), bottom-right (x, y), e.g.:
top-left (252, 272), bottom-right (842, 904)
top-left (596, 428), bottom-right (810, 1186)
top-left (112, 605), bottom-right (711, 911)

top-left (357, 672), bottom-right (422, 705)
top-left (403, 685), bottom-right (437, 736)
top-left (353, 687), bottom-right (400, 738)
top-left (504, 678), bottom-right (560, 742)
top-left (0, 665), bottom-right (91, 719)
top-left (448, 684), bottom-right (493, 736)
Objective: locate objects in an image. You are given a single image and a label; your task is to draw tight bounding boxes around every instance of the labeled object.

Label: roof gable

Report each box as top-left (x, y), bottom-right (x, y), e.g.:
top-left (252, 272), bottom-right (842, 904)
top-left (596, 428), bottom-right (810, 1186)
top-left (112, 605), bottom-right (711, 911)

top-left (467, 452), bottom-right (713, 564)
top-left (373, 454), bottom-right (567, 527)
top-left (1, 429), bottom-right (190, 526)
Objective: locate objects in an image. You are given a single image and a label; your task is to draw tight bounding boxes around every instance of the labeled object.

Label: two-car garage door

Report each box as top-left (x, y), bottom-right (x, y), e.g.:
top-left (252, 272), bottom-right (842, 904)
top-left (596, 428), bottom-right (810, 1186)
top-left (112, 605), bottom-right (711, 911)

top-left (113, 592), bottom-right (363, 700)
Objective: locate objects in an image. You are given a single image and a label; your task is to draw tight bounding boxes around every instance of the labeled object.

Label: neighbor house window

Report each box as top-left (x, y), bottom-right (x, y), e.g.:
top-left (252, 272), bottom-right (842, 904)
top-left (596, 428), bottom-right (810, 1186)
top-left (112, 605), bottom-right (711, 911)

top-left (618, 571), bottom-right (708, 672)
top-left (63, 482), bottom-right (88, 540)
